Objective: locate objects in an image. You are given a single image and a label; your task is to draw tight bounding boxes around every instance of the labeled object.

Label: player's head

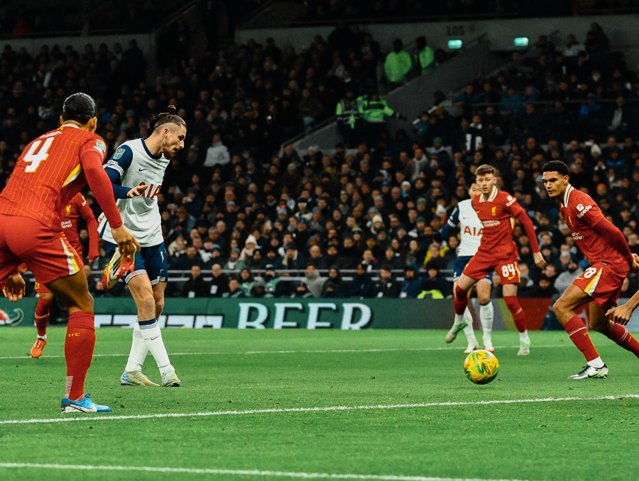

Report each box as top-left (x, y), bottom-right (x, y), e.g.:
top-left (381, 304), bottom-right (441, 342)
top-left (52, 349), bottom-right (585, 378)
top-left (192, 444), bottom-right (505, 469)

top-left (151, 106), bottom-right (187, 159)
top-left (541, 160), bottom-right (570, 198)
top-left (475, 164), bottom-right (496, 194)
top-left (60, 92), bottom-right (97, 132)
top-left (468, 182), bottom-right (481, 197)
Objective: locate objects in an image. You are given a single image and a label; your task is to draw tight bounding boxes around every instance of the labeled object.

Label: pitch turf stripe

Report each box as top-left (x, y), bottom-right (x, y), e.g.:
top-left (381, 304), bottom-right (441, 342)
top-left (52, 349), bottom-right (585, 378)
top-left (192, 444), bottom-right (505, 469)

top-left (0, 462), bottom-right (529, 481)
top-left (1, 394), bottom-right (638, 426)
top-left (0, 344), bottom-right (571, 361)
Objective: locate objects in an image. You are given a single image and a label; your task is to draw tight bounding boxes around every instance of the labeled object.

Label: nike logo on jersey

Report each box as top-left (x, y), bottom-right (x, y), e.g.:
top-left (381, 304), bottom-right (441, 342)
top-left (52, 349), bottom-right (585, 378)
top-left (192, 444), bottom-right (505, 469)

top-left (138, 168), bottom-right (146, 172)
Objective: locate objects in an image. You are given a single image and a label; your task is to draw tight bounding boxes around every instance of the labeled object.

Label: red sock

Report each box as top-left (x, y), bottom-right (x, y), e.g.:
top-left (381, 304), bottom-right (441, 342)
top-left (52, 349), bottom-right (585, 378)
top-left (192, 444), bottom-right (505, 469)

top-left (453, 285), bottom-right (468, 315)
top-left (504, 296), bottom-right (526, 332)
top-left (34, 297), bottom-right (52, 337)
top-left (64, 311), bottom-right (96, 400)
top-left (564, 315), bottom-right (599, 362)
top-left (606, 322), bottom-right (639, 358)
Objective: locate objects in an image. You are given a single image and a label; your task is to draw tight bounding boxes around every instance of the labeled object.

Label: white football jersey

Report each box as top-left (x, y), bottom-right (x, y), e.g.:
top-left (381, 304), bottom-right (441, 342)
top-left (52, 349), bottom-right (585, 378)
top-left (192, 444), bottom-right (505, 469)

top-left (456, 199), bottom-right (483, 256)
top-left (98, 139), bottom-right (169, 247)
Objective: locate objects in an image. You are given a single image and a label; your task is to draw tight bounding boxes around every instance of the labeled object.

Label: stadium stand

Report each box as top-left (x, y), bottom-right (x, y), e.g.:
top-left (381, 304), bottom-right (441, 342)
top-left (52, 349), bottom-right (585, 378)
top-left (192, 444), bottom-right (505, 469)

top-left (0, 18), bottom-right (638, 300)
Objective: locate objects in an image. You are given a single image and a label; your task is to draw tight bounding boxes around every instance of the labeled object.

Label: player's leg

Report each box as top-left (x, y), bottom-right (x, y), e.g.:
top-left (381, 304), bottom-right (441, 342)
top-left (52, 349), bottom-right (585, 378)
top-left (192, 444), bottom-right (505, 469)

top-left (589, 300), bottom-right (639, 358)
top-left (476, 279), bottom-right (494, 351)
top-left (153, 280), bottom-right (180, 387)
top-left (501, 283), bottom-right (531, 356)
top-left (553, 285), bottom-right (606, 378)
top-left (127, 272), bottom-right (180, 387)
top-left (9, 219), bottom-right (109, 412)
top-left (446, 269), bottom-right (479, 344)
top-left (31, 282), bottom-right (53, 359)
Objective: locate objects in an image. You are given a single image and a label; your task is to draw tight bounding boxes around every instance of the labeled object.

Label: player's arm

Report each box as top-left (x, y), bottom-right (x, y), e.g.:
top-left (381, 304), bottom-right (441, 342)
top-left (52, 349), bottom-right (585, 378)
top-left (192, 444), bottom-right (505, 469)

top-left (77, 195), bottom-right (100, 262)
top-left (588, 215), bottom-right (634, 268)
top-left (436, 205), bottom-right (459, 243)
top-left (81, 140), bottom-right (140, 255)
top-left (104, 145), bottom-right (147, 199)
top-left (506, 197), bottom-right (546, 268)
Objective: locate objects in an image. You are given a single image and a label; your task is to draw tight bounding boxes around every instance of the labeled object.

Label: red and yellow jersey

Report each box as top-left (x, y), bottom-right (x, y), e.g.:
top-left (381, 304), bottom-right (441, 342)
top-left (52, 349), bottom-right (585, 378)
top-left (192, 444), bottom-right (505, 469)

top-left (471, 187), bottom-right (524, 257)
top-left (0, 124), bottom-right (106, 231)
top-left (62, 193), bottom-right (99, 258)
top-left (560, 184), bottom-right (627, 267)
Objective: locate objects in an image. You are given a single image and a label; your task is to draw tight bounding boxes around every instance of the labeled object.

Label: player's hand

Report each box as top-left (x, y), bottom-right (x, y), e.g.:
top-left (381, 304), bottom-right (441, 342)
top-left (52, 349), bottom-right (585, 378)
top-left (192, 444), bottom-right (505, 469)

top-left (2, 273), bottom-right (25, 302)
top-left (533, 251), bottom-right (546, 269)
top-left (127, 182), bottom-right (147, 198)
top-left (606, 303), bottom-right (635, 326)
top-left (111, 225), bottom-right (140, 257)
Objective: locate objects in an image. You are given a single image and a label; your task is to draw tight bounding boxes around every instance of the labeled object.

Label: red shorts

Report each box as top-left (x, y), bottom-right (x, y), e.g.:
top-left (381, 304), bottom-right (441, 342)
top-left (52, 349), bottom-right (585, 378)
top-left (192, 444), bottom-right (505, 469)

top-left (0, 214), bottom-right (83, 287)
top-left (34, 241), bottom-right (82, 295)
top-left (463, 250), bottom-right (521, 285)
top-left (573, 262), bottom-right (627, 311)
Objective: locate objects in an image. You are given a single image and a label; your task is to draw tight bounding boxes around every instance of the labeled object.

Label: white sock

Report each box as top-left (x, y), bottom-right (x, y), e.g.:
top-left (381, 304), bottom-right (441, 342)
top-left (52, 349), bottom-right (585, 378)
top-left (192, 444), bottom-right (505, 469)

top-left (587, 357), bottom-right (605, 369)
top-left (462, 308), bottom-right (476, 341)
top-left (37, 334), bottom-right (47, 340)
top-left (453, 313), bottom-right (464, 325)
top-left (519, 330), bottom-right (530, 342)
top-left (125, 323), bottom-right (149, 372)
top-left (480, 302), bottom-right (494, 344)
top-left (139, 320), bottom-right (172, 372)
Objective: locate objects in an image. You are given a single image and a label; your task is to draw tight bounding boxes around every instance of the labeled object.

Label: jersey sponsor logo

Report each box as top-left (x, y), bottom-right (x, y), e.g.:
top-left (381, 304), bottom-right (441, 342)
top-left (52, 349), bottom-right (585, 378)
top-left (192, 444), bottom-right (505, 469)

top-left (143, 183), bottom-right (162, 199)
top-left (576, 204), bottom-right (593, 218)
top-left (462, 225), bottom-right (483, 237)
top-left (95, 139), bottom-right (107, 154)
top-left (482, 219), bottom-right (500, 228)
top-left (61, 220), bottom-right (72, 229)
top-left (571, 231), bottom-right (585, 240)
top-left (112, 147), bottom-right (126, 160)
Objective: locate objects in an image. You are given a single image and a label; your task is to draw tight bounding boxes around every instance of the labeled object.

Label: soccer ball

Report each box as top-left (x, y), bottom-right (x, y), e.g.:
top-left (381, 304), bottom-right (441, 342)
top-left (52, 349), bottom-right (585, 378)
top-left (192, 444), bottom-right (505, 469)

top-left (464, 350), bottom-right (500, 384)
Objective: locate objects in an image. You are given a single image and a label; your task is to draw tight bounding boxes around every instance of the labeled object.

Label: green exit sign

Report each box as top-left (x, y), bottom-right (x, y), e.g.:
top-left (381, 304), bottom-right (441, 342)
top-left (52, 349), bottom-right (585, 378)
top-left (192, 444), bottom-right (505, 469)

top-left (514, 37), bottom-right (529, 47)
top-left (447, 39), bottom-right (463, 50)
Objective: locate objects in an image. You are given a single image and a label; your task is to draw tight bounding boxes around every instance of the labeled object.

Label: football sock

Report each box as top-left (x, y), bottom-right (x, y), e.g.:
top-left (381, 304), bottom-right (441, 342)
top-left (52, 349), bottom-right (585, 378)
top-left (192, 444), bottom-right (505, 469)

top-left (34, 297), bottom-right (52, 338)
top-left (564, 315), bottom-right (600, 362)
top-left (462, 308), bottom-right (477, 342)
top-left (64, 311), bottom-right (95, 401)
top-left (125, 322), bottom-right (149, 372)
top-left (139, 319), bottom-right (171, 371)
top-left (479, 302), bottom-right (494, 345)
top-left (504, 296), bottom-right (527, 332)
top-left (605, 322), bottom-right (639, 358)
top-left (519, 330), bottom-right (530, 342)
top-left (453, 285), bottom-right (468, 315)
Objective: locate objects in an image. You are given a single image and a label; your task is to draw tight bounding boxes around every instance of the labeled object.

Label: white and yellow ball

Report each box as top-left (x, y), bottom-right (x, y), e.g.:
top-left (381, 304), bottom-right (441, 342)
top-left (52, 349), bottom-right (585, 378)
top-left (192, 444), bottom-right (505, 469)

top-left (464, 349), bottom-right (500, 384)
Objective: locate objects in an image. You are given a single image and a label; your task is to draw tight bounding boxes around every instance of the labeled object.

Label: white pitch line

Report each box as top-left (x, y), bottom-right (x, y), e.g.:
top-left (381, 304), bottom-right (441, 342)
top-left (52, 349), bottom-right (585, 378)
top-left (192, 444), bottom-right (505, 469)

top-left (0, 344), bottom-right (571, 361)
top-left (0, 462), bottom-right (531, 481)
top-left (1, 394), bottom-right (637, 426)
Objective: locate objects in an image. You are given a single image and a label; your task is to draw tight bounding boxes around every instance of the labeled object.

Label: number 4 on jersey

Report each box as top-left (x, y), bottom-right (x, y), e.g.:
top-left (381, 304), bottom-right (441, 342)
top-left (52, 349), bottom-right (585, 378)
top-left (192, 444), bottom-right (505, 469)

top-left (24, 137), bottom-right (54, 173)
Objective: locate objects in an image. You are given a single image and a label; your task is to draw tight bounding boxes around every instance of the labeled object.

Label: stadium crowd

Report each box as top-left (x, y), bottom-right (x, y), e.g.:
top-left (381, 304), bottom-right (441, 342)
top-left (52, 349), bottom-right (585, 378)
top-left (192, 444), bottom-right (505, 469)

top-left (0, 23), bottom-right (638, 300)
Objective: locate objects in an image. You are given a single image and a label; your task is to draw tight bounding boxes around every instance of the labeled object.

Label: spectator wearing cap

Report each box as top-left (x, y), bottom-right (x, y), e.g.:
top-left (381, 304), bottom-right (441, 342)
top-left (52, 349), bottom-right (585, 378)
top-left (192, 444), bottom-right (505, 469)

top-left (348, 263), bottom-right (376, 298)
top-left (182, 265), bottom-right (209, 298)
top-left (400, 264), bottom-right (421, 298)
top-left (373, 265), bottom-right (401, 298)
top-left (277, 243), bottom-right (306, 271)
top-left (250, 278), bottom-right (267, 298)
top-left (554, 257), bottom-right (583, 294)
top-left (224, 248), bottom-right (245, 271)
top-left (263, 264), bottom-right (287, 297)
top-left (321, 266), bottom-right (345, 297)
top-left (223, 277), bottom-right (246, 298)
top-left (240, 234), bottom-right (259, 263)
top-left (208, 263), bottom-right (230, 297)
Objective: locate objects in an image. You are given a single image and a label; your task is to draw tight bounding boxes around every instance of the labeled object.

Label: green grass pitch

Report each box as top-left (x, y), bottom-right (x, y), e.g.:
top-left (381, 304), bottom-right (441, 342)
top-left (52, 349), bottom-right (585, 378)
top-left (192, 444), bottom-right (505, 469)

top-left (1, 327), bottom-right (639, 481)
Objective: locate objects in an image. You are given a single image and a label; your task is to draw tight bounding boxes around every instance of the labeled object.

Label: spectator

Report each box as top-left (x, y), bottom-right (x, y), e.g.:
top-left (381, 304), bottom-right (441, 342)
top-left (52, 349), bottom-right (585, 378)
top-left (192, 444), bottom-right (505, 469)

top-left (208, 263), bottom-right (229, 297)
top-left (321, 266), bottom-right (345, 297)
top-left (418, 265), bottom-right (449, 298)
top-left (415, 36), bottom-right (435, 73)
top-left (278, 243), bottom-right (306, 271)
top-left (239, 268), bottom-right (256, 295)
top-left (384, 38), bottom-right (412, 86)
top-left (302, 263), bottom-right (326, 298)
top-left (203, 133), bottom-right (230, 170)
top-left (182, 265), bottom-right (209, 298)
top-left (373, 265), bottom-right (401, 298)
top-left (400, 264), bottom-right (421, 298)
top-left (349, 263), bottom-right (376, 298)
top-left (223, 277), bottom-right (246, 298)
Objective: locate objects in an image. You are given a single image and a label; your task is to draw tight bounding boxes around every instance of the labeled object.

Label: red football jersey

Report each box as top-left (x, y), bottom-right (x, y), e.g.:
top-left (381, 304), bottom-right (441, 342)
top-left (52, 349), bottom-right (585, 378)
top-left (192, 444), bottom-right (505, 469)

top-left (471, 187), bottom-right (523, 257)
top-left (61, 192), bottom-right (99, 258)
top-left (560, 184), bottom-right (627, 266)
top-left (0, 124), bottom-right (106, 231)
